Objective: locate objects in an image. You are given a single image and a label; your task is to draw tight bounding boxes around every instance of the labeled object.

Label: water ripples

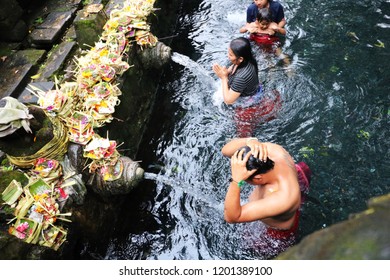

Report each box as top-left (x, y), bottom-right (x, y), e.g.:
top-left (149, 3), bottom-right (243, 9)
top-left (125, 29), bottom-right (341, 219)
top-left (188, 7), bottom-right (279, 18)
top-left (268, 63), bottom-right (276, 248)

top-left (104, 0), bottom-right (390, 260)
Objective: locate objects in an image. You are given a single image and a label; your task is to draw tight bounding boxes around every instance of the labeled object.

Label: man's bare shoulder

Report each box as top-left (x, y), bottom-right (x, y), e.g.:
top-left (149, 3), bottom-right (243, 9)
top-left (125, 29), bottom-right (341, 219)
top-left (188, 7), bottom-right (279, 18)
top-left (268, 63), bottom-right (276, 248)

top-left (265, 142), bottom-right (295, 170)
top-left (264, 142), bottom-right (288, 155)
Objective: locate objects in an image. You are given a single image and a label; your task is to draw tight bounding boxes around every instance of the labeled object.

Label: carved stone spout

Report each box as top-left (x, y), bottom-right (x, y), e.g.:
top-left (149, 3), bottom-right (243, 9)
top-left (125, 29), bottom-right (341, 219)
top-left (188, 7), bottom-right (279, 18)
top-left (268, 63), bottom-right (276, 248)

top-left (137, 41), bottom-right (172, 69)
top-left (87, 156), bottom-right (144, 197)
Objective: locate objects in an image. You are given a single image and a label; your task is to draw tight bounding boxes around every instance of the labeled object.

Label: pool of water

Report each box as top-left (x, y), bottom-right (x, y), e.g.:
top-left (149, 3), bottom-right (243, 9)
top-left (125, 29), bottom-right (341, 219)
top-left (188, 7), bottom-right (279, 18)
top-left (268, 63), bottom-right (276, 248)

top-left (89, 0), bottom-right (389, 260)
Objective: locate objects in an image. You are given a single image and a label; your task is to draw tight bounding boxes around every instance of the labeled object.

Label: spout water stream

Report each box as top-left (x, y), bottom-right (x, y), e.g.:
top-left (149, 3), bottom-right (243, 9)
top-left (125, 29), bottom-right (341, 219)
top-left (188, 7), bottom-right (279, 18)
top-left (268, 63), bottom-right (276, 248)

top-left (171, 52), bottom-right (216, 88)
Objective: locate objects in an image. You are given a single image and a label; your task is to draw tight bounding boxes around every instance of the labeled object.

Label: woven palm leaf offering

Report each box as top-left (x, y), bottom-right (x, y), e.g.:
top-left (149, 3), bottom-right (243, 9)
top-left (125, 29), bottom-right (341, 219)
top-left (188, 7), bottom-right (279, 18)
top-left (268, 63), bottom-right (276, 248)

top-left (83, 135), bottom-right (121, 178)
top-left (25, 177), bottom-right (51, 197)
top-left (84, 94), bottom-right (119, 126)
top-left (27, 79), bottom-right (75, 120)
top-left (57, 82), bottom-right (77, 119)
top-left (66, 111), bottom-right (94, 145)
top-left (9, 217), bottom-right (42, 244)
top-left (88, 42), bottom-right (131, 75)
top-left (30, 158), bottom-right (62, 184)
top-left (92, 81), bottom-right (121, 99)
top-left (100, 159), bottom-right (124, 181)
top-left (14, 192), bottom-right (35, 218)
top-left (39, 224), bottom-right (67, 250)
top-left (102, 0), bottom-right (158, 48)
top-left (7, 177), bottom-right (71, 247)
top-left (101, 32), bottom-right (129, 56)
top-left (1, 180), bottom-right (23, 206)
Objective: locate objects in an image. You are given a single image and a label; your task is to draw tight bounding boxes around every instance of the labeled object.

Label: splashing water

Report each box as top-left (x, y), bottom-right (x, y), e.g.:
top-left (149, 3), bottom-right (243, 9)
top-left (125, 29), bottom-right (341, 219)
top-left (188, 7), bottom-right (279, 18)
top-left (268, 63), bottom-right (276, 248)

top-left (171, 52), bottom-right (216, 88)
top-left (143, 172), bottom-right (224, 213)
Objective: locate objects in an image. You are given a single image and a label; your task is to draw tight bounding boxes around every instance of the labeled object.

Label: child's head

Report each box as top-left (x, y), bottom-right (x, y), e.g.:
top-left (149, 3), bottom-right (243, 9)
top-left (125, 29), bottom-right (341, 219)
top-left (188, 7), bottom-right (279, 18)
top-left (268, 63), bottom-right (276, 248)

top-left (256, 8), bottom-right (272, 29)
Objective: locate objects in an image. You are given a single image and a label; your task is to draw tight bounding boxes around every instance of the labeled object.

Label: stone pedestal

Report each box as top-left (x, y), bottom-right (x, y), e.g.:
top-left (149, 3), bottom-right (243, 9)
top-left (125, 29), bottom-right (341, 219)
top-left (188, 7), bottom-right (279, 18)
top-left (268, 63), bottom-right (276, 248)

top-left (74, 5), bottom-right (107, 50)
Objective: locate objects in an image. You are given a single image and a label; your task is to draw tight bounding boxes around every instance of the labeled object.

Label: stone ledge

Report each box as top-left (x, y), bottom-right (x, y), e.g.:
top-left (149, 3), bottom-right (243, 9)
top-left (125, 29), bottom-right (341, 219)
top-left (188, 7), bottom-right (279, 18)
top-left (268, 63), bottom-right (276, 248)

top-left (37, 41), bottom-right (76, 81)
top-left (29, 10), bottom-right (77, 46)
top-left (277, 193), bottom-right (390, 260)
top-left (0, 49), bottom-right (46, 99)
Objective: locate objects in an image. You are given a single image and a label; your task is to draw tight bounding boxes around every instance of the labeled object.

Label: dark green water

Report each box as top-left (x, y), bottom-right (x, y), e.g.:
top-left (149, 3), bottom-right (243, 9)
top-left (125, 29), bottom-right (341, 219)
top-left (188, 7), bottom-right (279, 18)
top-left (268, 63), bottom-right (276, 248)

top-left (100, 0), bottom-right (389, 259)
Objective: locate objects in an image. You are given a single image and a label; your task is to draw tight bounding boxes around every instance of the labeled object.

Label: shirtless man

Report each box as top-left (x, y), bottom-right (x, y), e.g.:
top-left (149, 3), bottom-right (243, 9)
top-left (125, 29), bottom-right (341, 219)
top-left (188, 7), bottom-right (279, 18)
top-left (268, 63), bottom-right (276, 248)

top-left (221, 137), bottom-right (301, 232)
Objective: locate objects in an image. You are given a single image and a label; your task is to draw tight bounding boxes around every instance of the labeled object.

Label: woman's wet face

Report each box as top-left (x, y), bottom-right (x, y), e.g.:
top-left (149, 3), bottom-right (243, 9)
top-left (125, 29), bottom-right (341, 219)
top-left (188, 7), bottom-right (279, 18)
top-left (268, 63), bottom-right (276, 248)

top-left (228, 48), bottom-right (239, 64)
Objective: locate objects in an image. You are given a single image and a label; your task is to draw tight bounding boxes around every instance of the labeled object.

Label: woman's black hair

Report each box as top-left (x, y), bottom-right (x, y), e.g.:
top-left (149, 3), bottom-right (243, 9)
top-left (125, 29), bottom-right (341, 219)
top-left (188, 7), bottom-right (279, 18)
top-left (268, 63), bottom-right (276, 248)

top-left (229, 37), bottom-right (258, 73)
top-left (241, 146), bottom-right (275, 178)
top-left (257, 8), bottom-right (272, 23)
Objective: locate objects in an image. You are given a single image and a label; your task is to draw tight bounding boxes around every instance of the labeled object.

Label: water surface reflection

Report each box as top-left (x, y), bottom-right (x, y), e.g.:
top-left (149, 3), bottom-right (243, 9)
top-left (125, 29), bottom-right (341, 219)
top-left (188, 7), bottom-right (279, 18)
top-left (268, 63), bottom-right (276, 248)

top-left (104, 0), bottom-right (389, 259)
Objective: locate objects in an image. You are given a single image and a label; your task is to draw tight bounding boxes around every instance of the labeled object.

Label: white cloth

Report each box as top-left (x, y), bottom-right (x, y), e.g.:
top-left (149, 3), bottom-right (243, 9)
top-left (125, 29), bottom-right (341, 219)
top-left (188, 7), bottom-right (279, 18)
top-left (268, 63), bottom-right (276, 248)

top-left (0, 97), bottom-right (33, 137)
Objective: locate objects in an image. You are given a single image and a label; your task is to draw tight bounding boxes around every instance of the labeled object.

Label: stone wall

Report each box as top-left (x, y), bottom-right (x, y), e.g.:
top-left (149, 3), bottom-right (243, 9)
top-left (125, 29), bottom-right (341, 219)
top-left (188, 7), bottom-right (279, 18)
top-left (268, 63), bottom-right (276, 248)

top-left (0, 0), bottom-right (181, 259)
top-left (277, 193), bottom-right (390, 260)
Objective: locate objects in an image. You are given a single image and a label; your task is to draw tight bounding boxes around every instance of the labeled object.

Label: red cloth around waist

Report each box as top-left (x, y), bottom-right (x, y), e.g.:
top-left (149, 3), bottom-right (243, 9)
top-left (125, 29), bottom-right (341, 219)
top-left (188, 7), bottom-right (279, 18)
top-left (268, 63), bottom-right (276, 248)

top-left (234, 90), bottom-right (282, 137)
top-left (249, 33), bottom-right (279, 45)
top-left (266, 163), bottom-right (312, 239)
top-left (266, 210), bottom-right (300, 239)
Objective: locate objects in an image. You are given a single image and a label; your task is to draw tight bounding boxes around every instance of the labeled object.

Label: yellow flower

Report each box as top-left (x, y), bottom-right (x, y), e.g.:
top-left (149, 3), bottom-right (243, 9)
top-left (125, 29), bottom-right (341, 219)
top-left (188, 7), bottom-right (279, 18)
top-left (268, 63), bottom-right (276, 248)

top-left (82, 71), bottom-right (92, 78)
top-left (99, 49), bottom-right (109, 57)
top-left (107, 20), bottom-right (119, 29)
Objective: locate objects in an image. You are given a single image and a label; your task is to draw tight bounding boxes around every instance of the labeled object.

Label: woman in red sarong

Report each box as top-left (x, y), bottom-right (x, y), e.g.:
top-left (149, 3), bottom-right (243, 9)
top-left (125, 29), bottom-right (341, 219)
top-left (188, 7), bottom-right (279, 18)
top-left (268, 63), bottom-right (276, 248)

top-left (234, 88), bottom-right (282, 137)
top-left (212, 37), bottom-right (282, 137)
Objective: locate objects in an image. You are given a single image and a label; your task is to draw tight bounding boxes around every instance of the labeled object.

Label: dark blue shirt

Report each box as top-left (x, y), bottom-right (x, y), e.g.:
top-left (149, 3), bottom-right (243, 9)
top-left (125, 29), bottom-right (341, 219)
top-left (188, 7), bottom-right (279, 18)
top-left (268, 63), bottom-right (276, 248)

top-left (246, 1), bottom-right (285, 23)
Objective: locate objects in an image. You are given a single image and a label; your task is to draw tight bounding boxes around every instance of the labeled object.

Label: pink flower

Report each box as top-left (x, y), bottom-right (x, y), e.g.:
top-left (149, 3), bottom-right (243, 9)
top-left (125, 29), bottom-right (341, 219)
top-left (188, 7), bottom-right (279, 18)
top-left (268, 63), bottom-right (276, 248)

top-left (15, 222), bottom-right (29, 239)
top-left (57, 187), bottom-right (68, 199)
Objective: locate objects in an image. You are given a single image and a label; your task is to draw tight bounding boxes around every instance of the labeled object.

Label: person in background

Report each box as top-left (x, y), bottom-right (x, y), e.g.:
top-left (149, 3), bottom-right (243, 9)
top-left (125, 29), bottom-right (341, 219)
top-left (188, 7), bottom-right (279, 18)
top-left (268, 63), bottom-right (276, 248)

top-left (245, 0), bottom-right (286, 29)
top-left (240, 8), bottom-right (289, 65)
top-left (212, 37), bottom-right (264, 136)
top-left (221, 137), bottom-right (311, 257)
top-left (212, 37), bottom-right (282, 137)
top-left (240, 8), bottom-right (286, 41)
top-left (212, 37), bottom-right (260, 106)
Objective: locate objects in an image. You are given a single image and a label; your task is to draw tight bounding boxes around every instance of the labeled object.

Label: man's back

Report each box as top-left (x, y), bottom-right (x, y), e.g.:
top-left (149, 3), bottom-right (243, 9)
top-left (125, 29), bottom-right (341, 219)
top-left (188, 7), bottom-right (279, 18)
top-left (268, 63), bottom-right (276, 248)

top-left (250, 143), bottom-right (301, 229)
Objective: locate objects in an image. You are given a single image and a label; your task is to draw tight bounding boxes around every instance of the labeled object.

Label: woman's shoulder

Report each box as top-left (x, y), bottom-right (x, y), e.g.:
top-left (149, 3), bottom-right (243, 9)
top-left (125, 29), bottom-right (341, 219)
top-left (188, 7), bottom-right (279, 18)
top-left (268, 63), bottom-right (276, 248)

top-left (236, 62), bottom-right (257, 76)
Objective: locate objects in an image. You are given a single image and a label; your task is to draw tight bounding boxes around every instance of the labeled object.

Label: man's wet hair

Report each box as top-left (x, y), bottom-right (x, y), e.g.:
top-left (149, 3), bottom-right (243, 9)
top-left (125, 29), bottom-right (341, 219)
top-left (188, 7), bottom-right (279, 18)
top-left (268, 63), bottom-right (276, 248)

top-left (241, 146), bottom-right (275, 178)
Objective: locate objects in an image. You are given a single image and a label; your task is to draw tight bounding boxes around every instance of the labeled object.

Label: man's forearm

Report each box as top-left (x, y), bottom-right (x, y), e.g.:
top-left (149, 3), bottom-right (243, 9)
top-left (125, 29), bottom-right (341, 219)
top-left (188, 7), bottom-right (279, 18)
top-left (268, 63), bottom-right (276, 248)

top-left (224, 181), bottom-right (242, 223)
top-left (221, 137), bottom-right (258, 157)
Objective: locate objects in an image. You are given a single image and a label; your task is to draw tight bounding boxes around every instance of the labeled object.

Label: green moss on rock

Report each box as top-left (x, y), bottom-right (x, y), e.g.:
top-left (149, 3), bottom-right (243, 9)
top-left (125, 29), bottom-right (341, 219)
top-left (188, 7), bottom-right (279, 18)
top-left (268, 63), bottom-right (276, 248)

top-left (0, 170), bottom-right (29, 194)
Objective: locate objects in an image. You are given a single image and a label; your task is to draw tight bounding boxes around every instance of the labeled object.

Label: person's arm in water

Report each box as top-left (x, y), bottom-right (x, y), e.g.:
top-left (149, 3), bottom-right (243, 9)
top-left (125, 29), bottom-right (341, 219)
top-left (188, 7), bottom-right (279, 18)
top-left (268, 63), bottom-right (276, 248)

top-left (239, 23), bottom-right (249, 33)
top-left (212, 64), bottom-right (240, 104)
top-left (221, 137), bottom-right (268, 160)
top-left (270, 22), bottom-right (286, 35)
top-left (278, 18), bottom-right (286, 29)
top-left (239, 22), bottom-right (257, 33)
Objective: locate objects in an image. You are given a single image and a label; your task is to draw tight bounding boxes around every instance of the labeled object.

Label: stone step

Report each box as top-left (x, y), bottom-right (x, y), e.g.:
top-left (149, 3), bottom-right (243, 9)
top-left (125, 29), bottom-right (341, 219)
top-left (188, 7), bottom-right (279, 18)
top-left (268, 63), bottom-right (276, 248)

top-left (18, 81), bottom-right (55, 104)
top-left (0, 49), bottom-right (46, 99)
top-left (15, 41), bottom-right (76, 104)
top-left (29, 9), bottom-right (77, 46)
top-left (37, 41), bottom-right (76, 81)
